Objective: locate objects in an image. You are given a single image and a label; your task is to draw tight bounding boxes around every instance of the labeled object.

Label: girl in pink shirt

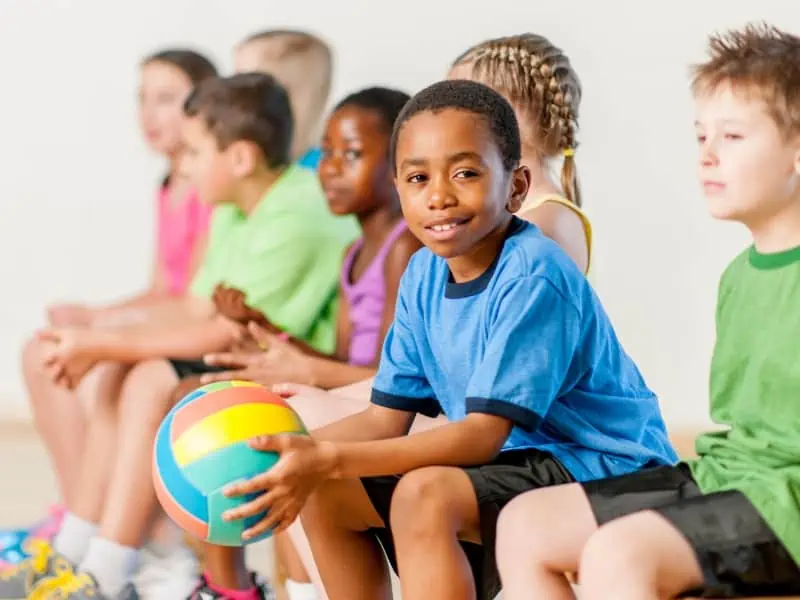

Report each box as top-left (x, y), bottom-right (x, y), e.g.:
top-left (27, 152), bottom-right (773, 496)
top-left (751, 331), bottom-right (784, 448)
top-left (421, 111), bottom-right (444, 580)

top-left (49, 49), bottom-right (217, 327)
top-left (3, 49), bottom-right (218, 571)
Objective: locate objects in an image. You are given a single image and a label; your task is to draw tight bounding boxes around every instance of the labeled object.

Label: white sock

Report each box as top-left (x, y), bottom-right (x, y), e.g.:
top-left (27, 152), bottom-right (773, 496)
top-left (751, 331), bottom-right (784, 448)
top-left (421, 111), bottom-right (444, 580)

top-left (79, 537), bottom-right (140, 596)
top-left (52, 513), bottom-right (98, 565)
top-left (285, 579), bottom-right (319, 600)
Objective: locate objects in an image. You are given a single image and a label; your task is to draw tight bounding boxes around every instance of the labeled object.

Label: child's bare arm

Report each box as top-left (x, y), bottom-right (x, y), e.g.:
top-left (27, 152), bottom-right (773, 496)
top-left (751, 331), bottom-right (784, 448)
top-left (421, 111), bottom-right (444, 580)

top-left (311, 402), bottom-right (415, 442)
top-left (39, 313), bottom-right (238, 366)
top-left (324, 412), bottom-right (512, 478)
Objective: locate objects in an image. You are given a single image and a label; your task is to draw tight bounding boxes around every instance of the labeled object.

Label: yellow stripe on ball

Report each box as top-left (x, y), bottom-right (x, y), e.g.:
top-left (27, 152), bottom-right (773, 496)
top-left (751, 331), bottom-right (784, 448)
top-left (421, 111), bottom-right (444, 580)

top-left (173, 403), bottom-right (304, 466)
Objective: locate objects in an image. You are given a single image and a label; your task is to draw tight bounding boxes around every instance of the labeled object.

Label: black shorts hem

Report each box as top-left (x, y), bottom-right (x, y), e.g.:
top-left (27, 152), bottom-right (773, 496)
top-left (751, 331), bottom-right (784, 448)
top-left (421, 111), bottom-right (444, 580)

top-left (361, 448), bottom-right (574, 600)
top-left (167, 358), bottom-right (228, 380)
top-left (583, 465), bottom-right (800, 597)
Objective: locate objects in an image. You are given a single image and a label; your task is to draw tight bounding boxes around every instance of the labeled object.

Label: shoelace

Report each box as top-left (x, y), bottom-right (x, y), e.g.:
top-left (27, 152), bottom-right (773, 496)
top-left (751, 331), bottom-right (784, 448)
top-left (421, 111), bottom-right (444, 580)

top-left (0, 539), bottom-right (51, 581)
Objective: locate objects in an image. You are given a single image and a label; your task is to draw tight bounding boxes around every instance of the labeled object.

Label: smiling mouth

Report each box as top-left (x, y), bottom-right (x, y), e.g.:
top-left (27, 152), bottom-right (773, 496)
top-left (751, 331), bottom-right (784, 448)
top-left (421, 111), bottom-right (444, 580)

top-left (423, 217), bottom-right (472, 240)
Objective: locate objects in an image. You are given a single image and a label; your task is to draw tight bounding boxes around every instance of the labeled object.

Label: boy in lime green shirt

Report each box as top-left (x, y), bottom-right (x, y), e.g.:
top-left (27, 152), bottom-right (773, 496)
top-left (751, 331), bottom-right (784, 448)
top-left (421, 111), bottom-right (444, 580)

top-left (494, 23), bottom-right (800, 600)
top-left (6, 73), bottom-right (356, 600)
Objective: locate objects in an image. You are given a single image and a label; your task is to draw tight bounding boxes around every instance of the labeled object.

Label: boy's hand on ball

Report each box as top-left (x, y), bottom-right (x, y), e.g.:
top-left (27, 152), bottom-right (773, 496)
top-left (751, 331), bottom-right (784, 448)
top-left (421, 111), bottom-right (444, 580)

top-left (221, 434), bottom-right (336, 539)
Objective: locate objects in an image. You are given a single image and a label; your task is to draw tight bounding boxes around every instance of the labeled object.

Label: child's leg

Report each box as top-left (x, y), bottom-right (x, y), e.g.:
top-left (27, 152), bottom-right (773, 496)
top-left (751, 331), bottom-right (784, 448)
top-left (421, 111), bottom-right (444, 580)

top-left (201, 544), bottom-right (250, 589)
top-left (51, 366), bottom-right (129, 566)
top-left (72, 359), bottom-right (179, 596)
top-left (301, 479), bottom-right (389, 600)
top-left (69, 365), bottom-right (129, 523)
top-left (496, 483), bottom-right (596, 600)
top-left (95, 359), bottom-right (177, 546)
top-left (579, 510), bottom-right (702, 600)
top-left (389, 467), bottom-right (483, 600)
top-left (581, 490), bottom-right (800, 599)
top-left (21, 337), bottom-right (89, 506)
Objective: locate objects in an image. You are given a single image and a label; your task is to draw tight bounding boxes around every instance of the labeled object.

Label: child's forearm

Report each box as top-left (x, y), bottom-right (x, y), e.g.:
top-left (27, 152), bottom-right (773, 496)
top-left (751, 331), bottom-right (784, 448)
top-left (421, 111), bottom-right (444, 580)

top-left (323, 415), bottom-right (512, 479)
top-left (89, 316), bottom-right (235, 362)
top-left (93, 296), bottom-right (214, 329)
top-left (307, 357), bottom-right (377, 390)
top-left (312, 404), bottom-right (414, 443)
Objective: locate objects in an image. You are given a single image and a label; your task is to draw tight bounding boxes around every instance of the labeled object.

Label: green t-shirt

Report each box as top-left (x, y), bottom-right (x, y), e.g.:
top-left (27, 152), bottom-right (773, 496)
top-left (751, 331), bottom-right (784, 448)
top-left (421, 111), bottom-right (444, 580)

top-left (687, 245), bottom-right (800, 563)
top-left (190, 165), bottom-right (359, 353)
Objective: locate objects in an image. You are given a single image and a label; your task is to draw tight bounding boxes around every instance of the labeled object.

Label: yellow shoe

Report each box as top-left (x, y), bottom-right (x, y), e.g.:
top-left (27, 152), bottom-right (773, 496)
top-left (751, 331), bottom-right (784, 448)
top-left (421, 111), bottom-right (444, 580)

top-left (30, 571), bottom-right (139, 600)
top-left (0, 540), bottom-right (72, 600)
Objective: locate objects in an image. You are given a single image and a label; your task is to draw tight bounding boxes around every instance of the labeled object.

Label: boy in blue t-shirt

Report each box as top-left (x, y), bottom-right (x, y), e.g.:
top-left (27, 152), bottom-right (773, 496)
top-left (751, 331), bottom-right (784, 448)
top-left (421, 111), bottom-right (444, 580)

top-left (219, 80), bottom-right (677, 600)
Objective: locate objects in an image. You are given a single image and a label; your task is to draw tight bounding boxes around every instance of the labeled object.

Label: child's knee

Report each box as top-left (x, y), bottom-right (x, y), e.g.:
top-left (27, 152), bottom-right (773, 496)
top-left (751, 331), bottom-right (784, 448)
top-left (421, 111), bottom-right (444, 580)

top-left (496, 493), bottom-right (540, 556)
top-left (21, 335), bottom-right (46, 379)
top-left (118, 359), bottom-right (179, 420)
top-left (302, 479), bottom-right (382, 534)
top-left (170, 375), bottom-right (204, 405)
top-left (579, 514), bottom-right (651, 585)
top-left (389, 468), bottom-right (461, 535)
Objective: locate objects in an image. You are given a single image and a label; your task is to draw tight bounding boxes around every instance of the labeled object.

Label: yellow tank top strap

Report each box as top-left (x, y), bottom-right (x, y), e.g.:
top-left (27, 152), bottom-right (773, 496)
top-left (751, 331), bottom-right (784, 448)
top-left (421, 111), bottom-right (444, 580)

top-left (517, 194), bottom-right (593, 273)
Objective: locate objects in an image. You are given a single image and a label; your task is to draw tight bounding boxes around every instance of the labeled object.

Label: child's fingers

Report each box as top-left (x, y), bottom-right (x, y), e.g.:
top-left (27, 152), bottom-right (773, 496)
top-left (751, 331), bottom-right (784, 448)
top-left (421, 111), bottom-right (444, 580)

top-left (247, 322), bottom-right (273, 347)
top-left (223, 472), bottom-right (271, 498)
top-left (223, 488), bottom-right (277, 522)
top-left (242, 500), bottom-right (294, 540)
top-left (203, 352), bottom-right (241, 367)
top-left (271, 383), bottom-right (317, 398)
top-left (199, 370), bottom-right (237, 385)
top-left (35, 328), bottom-right (60, 343)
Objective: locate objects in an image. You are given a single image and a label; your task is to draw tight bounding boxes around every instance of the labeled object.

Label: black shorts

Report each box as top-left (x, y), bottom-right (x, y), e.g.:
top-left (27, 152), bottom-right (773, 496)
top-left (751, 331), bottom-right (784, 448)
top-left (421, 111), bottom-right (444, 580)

top-left (583, 464), bottom-right (800, 597)
top-left (167, 359), bottom-right (227, 380)
top-left (361, 448), bottom-right (573, 600)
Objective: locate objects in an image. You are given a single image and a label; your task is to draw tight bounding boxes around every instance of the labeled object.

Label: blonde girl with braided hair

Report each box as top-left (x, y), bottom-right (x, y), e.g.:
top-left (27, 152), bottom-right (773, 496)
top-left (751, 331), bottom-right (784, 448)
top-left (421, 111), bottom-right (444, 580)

top-left (449, 33), bottom-right (592, 274)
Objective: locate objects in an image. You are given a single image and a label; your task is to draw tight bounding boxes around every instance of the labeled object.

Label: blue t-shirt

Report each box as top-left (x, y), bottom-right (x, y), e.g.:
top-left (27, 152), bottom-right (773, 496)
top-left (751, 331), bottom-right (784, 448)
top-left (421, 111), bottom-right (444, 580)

top-left (298, 147), bottom-right (322, 170)
top-left (372, 218), bottom-right (677, 482)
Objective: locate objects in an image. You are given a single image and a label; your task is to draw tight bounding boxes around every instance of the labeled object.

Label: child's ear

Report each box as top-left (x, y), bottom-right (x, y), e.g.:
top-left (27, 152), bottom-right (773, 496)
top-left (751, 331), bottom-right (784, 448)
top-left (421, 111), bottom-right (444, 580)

top-left (228, 141), bottom-right (259, 179)
top-left (507, 165), bottom-right (531, 213)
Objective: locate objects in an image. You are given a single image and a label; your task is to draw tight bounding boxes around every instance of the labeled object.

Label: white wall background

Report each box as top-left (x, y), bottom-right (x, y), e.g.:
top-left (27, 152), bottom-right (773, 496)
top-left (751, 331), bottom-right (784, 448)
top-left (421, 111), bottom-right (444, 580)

top-left (0, 0), bottom-right (796, 426)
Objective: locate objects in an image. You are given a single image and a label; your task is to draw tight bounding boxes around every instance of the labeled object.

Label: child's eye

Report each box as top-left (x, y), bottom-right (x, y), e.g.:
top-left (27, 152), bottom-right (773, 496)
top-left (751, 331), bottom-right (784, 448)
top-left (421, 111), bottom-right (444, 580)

top-left (454, 169), bottom-right (478, 179)
top-left (724, 133), bottom-right (743, 140)
top-left (696, 135), bottom-right (706, 144)
top-left (407, 173), bottom-right (427, 184)
top-left (344, 149), bottom-right (362, 161)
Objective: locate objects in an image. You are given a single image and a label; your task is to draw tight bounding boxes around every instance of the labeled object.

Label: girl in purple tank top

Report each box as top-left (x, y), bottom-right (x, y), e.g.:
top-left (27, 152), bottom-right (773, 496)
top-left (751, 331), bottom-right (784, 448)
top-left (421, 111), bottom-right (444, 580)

top-left (320, 88), bottom-right (423, 372)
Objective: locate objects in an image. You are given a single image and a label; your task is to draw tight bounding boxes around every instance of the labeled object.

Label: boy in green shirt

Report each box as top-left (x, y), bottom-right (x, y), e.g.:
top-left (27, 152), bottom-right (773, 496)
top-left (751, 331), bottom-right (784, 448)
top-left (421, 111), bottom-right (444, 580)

top-left (2, 73), bottom-right (356, 600)
top-left (494, 23), bottom-right (800, 599)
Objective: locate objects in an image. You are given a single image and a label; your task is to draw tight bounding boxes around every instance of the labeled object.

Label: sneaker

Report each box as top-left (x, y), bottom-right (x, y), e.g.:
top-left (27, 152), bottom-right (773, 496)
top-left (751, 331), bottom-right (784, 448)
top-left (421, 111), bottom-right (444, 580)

top-left (29, 571), bottom-right (139, 600)
top-left (0, 531), bottom-right (27, 569)
top-left (0, 540), bottom-right (74, 599)
top-left (187, 574), bottom-right (276, 600)
top-left (0, 506), bottom-right (66, 568)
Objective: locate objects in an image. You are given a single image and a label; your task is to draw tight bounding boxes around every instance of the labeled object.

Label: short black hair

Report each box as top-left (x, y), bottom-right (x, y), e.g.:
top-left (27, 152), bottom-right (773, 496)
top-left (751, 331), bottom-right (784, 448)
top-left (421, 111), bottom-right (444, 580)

top-left (334, 87), bottom-right (411, 135)
top-left (390, 79), bottom-right (521, 172)
top-left (184, 73), bottom-right (293, 168)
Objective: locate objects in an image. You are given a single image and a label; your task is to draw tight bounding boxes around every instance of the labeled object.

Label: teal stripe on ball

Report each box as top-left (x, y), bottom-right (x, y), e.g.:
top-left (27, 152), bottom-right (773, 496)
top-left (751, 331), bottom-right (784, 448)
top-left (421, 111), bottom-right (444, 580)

top-left (180, 441), bottom-right (281, 496)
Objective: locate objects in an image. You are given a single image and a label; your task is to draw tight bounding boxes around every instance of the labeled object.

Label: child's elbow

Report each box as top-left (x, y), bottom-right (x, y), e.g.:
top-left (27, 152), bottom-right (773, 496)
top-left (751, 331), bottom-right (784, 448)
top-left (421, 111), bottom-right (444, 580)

top-left (461, 413), bottom-right (514, 463)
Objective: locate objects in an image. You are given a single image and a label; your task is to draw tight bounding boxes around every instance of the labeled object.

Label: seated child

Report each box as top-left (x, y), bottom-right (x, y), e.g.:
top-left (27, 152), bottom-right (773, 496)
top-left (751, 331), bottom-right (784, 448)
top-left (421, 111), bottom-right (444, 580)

top-left (449, 33), bottom-right (591, 274)
top-left (201, 87), bottom-right (420, 387)
top-left (0, 73), bottom-right (357, 600)
top-left (184, 86), bottom-right (421, 600)
top-left (3, 48), bottom-right (217, 578)
top-left (494, 23), bottom-right (800, 600)
top-left (234, 29), bottom-right (333, 167)
top-left (215, 79), bottom-right (677, 600)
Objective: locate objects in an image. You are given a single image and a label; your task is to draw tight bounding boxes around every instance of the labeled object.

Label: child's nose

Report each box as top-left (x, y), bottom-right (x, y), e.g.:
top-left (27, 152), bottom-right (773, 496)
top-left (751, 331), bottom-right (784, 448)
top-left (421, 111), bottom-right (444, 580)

top-left (426, 177), bottom-right (456, 210)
